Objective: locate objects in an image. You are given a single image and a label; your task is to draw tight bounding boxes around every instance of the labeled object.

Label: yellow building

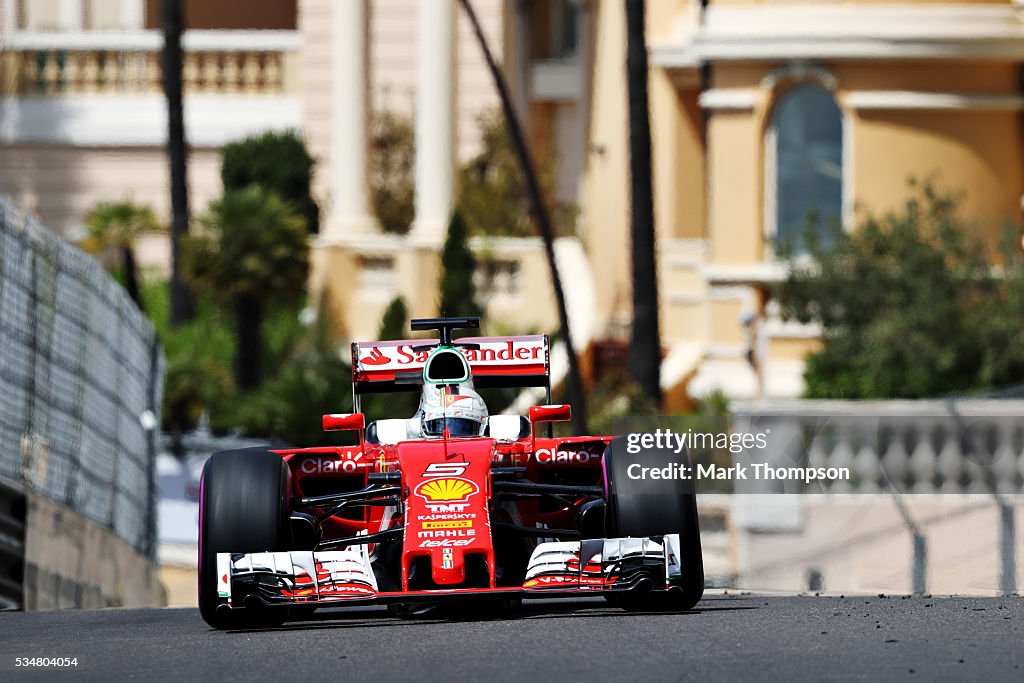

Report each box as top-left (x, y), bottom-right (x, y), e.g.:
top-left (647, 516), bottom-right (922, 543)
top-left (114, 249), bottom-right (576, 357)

top-left (304, 1), bottom-right (588, 354)
top-left (3, 1), bottom-right (1023, 405)
top-left (584, 0), bottom-right (1024, 402)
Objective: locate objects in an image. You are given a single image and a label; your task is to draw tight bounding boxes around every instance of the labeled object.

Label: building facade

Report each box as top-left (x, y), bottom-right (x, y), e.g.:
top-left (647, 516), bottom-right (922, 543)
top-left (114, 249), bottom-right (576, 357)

top-left (584, 0), bottom-right (1024, 403)
top-left (0, 0), bottom-right (579, 355)
top-left (2, 0), bottom-right (1022, 405)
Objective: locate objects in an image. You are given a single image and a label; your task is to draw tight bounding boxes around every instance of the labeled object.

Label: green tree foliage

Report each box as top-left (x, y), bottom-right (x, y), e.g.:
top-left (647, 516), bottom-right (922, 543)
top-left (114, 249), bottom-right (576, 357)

top-left (584, 373), bottom-right (659, 437)
top-left (379, 296), bottom-right (409, 340)
top-left (439, 210), bottom-right (482, 319)
top-left (221, 130), bottom-right (319, 233)
top-left (362, 296), bottom-right (420, 421)
top-left (776, 181), bottom-right (1024, 398)
top-left (231, 299), bottom-right (354, 446)
top-left (81, 201), bottom-right (162, 308)
top-left (144, 279), bottom-right (353, 445)
top-left (457, 110), bottom-right (577, 238)
top-left (182, 186), bottom-right (310, 390)
top-left (141, 280), bottom-right (234, 436)
top-left (369, 113), bottom-right (416, 234)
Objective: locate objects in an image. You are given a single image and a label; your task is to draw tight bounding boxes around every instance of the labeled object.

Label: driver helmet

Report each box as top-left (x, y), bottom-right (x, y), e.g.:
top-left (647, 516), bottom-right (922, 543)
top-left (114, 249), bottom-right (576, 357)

top-left (417, 384), bottom-right (488, 437)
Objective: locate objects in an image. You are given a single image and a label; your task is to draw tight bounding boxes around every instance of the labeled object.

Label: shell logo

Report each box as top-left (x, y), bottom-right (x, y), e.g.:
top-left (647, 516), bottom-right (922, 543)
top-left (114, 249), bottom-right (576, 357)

top-left (415, 478), bottom-right (478, 503)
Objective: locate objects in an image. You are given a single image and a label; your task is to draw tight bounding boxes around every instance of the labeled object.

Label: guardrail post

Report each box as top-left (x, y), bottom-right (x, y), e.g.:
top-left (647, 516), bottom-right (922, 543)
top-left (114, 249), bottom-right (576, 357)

top-left (144, 335), bottom-right (161, 560)
top-left (912, 532), bottom-right (927, 595)
top-left (999, 501), bottom-right (1016, 596)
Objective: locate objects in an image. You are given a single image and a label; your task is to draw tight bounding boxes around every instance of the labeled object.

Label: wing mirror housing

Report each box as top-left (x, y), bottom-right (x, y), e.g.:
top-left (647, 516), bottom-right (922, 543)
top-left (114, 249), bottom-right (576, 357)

top-left (529, 404), bottom-right (572, 424)
top-left (529, 404), bottom-right (572, 452)
top-left (322, 413), bottom-right (366, 432)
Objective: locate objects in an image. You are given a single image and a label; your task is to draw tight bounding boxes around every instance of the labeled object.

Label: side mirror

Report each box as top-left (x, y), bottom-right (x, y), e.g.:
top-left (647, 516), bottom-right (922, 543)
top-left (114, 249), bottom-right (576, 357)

top-left (529, 404), bottom-right (572, 452)
top-left (322, 413), bottom-right (366, 432)
top-left (529, 404), bottom-right (572, 424)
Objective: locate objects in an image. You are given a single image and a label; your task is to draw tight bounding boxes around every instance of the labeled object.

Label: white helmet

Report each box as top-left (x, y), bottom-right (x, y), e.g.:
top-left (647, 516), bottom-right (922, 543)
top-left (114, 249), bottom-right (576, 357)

top-left (417, 384), bottom-right (488, 437)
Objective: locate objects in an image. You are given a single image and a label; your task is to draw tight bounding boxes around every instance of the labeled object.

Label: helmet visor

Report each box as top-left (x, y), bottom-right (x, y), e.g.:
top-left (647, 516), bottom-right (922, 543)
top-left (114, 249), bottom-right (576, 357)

top-left (423, 417), bottom-right (484, 437)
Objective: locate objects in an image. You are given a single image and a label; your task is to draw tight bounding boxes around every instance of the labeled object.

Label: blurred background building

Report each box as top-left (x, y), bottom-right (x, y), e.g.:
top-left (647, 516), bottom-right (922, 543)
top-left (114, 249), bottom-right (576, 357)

top-left (3, 0), bottom-right (1023, 408)
top-left (0, 0), bottom-right (301, 255)
top-left (611, 0), bottom-right (1024, 404)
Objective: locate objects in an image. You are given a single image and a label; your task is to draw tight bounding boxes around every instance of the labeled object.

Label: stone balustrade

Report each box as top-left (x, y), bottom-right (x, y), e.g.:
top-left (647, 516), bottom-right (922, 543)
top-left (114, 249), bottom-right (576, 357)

top-left (0, 30), bottom-right (299, 96)
top-left (731, 400), bottom-right (1024, 495)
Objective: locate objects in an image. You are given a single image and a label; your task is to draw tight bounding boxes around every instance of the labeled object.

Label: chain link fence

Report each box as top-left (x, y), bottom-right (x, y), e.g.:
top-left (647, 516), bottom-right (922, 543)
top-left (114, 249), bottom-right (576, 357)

top-left (0, 196), bottom-right (164, 560)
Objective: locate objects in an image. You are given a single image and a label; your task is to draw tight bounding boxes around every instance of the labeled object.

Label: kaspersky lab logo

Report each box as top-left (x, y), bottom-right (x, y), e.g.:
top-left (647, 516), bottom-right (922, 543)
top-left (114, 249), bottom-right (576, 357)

top-left (414, 478), bottom-right (479, 512)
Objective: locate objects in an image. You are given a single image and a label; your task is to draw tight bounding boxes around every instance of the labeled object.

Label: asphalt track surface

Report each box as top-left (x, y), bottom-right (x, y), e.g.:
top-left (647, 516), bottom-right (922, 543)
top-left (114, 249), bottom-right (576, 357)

top-left (1, 594), bottom-right (1022, 682)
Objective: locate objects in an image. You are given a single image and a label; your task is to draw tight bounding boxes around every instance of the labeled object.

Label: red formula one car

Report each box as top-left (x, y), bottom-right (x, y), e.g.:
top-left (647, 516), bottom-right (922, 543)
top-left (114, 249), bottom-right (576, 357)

top-left (198, 317), bottom-right (703, 628)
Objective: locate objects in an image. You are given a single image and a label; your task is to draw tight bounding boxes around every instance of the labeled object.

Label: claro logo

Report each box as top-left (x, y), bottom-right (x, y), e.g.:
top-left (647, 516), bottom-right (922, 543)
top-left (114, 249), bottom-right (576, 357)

top-left (534, 448), bottom-right (600, 464)
top-left (300, 454), bottom-right (363, 474)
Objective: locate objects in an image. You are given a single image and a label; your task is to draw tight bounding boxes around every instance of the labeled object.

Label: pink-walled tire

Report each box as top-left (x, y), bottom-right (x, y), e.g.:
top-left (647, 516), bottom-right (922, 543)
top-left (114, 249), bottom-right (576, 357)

top-left (198, 448), bottom-right (291, 629)
top-left (602, 440), bottom-right (704, 611)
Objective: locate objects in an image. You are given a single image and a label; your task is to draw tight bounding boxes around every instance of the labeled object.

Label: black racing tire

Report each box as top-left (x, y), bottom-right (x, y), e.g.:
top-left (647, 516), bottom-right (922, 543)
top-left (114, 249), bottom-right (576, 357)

top-left (602, 439), bottom-right (704, 611)
top-left (198, 448), bottom-right (292, 629)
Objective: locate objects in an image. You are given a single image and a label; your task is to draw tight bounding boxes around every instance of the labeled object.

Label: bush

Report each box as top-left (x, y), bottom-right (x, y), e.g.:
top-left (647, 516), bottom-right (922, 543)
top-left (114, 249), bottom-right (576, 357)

top-left (231, 301), bottom-right (354, 446)
top-left (370, 113), bottom-right (416, 234)
top-left (379, 296), bottom-right (409, 340)
top-left (583, 372), bottom-right (660, 437)
top-left (142, 280), bottom-right (236, 433)
top-left (439, 211), bottom-right (482, 318)
top-left (146, 278), bottom-right (355, 443)
top-left (457, 110), bottom-right (577, 238)
top-left (221, 130), bottom-right (319, 234)
top-left (776, 180), bottom-right (1024, 398)
top-left (359, 297), bottom-right (420, 422)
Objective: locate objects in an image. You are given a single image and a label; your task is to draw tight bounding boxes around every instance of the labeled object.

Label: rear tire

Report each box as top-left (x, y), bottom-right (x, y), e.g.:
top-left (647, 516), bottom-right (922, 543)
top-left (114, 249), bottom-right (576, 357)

top-left (198, 448), bottom-right (292, 629)
top-left (602, 440), bottom-right (704, 611)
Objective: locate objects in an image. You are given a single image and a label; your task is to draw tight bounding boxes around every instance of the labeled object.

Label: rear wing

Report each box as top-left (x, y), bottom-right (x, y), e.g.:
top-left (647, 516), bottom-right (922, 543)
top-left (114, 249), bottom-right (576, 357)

top-left (351, 335), bottom-right (549, 395)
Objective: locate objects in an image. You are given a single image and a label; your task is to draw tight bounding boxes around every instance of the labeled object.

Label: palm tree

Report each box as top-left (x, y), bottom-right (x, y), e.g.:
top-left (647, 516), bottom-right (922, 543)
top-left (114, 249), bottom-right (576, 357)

top-left (182, 186), bottom-right (310, 390)
top-left (82, 201), bottom-right (162, 309)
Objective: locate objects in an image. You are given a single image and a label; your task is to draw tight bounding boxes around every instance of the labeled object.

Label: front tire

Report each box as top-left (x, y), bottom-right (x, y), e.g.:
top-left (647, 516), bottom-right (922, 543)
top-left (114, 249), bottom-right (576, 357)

top-left (602, 439), bottom-right (704, 611)
top-left (198, 448), bottom-right (292, 629)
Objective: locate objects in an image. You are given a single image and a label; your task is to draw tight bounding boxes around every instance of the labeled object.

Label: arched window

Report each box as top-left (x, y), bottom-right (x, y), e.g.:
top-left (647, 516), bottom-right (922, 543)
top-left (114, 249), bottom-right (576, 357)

top-left (768, 84), bottom-right (843, 251)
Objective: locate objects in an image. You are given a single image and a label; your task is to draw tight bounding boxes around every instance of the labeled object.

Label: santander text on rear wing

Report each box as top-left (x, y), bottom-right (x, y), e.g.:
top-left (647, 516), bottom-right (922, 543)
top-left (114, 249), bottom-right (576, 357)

top-left (351, 335), bottom-right (549, 394)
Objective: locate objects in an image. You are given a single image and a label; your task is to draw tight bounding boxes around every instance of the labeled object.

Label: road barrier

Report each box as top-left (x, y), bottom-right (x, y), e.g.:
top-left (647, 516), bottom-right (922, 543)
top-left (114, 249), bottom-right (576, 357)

top-left (0, 196), bottom-right (165, 607)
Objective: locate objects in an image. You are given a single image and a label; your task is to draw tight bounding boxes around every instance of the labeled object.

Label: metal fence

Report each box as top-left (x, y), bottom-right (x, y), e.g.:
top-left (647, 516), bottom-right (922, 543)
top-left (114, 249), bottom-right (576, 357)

top-left (0, 196), bottom-right (164, 560)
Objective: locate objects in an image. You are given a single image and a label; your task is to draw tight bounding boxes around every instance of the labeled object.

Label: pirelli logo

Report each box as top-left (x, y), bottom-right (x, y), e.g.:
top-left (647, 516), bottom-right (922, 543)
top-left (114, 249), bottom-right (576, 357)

top-left (422, 520), bottom-right (473, 530)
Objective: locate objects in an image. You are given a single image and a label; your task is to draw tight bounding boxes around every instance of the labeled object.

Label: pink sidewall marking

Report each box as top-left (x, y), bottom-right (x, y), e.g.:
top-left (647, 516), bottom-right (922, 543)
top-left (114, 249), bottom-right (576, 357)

top-left (197, 472), bottom-right (205, 602)
top-left (601, 446), bottom-right (610, 500)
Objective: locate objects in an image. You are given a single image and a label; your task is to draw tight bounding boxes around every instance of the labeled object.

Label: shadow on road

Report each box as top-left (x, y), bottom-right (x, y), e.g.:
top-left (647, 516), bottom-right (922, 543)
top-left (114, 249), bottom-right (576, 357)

top-left (220, 595), bottom-right (760, 635)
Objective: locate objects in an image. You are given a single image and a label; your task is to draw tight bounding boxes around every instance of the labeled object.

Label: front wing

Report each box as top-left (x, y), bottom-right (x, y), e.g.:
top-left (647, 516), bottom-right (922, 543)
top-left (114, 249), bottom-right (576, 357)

top-left (215, 535), bottom-right (683, 610)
